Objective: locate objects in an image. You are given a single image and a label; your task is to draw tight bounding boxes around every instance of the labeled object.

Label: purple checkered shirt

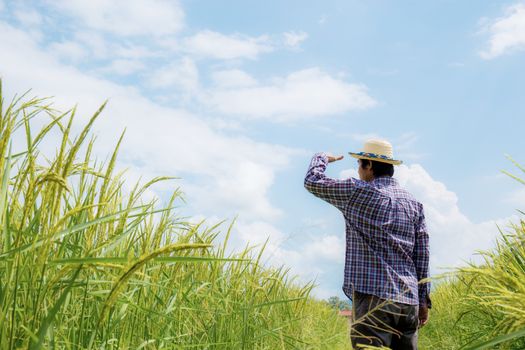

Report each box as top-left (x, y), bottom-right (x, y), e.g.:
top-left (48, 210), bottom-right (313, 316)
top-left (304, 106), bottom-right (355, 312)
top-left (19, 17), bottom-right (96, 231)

top-left (304, 153), bottom-right (430, 306)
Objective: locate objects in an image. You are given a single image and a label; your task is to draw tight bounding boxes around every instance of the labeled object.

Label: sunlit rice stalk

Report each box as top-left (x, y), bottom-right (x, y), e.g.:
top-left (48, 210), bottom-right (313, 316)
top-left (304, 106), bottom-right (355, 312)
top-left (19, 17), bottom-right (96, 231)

top-left (0, 82), bottom-right (350, 349)
top-left (419, 158), bottom-right (525, 350)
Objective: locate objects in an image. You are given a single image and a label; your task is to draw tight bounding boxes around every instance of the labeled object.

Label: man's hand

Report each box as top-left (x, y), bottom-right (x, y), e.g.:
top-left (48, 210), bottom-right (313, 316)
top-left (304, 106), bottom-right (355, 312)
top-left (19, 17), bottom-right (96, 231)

top-left (418, 305), bottom-right (429, 328)
top-left (327, 154), bottom-right (344, 163)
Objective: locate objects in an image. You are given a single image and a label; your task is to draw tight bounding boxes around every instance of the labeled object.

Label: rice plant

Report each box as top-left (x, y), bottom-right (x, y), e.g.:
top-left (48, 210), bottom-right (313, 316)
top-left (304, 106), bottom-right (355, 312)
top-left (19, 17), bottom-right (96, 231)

top-left (0, 82), bottom-right (350, 349)
top-left (419, 161), bottom-right (525, 350)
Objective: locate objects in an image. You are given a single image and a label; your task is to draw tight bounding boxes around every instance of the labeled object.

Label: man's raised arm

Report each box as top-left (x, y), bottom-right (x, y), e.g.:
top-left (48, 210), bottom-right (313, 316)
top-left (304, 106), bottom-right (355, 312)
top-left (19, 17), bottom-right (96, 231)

top-left (304, 152), bottom-right (357, 210)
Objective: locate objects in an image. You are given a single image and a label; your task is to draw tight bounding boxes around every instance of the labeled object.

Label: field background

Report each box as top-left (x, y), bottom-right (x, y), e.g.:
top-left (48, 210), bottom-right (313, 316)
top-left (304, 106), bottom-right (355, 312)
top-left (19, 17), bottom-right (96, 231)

top-left (0, 92), bottom-right (350, 349)
top-left (2, 88), bottom-right (525, 349)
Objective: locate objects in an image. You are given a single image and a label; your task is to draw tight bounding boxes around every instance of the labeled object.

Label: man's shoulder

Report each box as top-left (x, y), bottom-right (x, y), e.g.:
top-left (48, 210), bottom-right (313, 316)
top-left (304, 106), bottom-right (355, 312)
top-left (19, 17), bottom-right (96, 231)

top-left (393, 185), bottom-right (423, 208)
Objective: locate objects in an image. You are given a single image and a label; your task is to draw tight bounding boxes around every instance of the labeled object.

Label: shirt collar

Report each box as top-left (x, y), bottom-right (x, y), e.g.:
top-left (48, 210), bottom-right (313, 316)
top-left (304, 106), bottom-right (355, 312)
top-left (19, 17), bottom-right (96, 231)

top-left (372, 176), bottom-right (398, 187)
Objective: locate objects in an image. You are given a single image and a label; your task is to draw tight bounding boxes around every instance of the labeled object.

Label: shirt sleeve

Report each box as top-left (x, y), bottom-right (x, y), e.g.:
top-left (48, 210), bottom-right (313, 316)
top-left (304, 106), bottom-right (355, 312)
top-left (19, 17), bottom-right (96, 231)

top-left (414, 203), bottom-right (431, 307)
top-left (304, 152), bottom-right (357, 210)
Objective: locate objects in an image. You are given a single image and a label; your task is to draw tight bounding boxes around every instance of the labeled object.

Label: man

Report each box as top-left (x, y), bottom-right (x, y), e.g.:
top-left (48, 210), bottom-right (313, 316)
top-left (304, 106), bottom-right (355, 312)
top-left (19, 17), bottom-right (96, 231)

top-left (304, 139), bottom-right (430, 350)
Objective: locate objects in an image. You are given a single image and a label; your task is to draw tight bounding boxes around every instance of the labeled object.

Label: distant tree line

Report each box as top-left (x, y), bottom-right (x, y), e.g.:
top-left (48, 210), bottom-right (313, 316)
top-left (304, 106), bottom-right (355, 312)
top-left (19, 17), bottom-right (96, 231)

top-left (326, 296), bottom-right (351, 311)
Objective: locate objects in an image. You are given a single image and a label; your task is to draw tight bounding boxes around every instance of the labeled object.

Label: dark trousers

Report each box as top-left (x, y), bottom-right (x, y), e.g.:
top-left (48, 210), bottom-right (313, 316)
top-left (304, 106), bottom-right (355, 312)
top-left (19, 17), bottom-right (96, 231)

top-left (351, 291), bottom-right (419, 350)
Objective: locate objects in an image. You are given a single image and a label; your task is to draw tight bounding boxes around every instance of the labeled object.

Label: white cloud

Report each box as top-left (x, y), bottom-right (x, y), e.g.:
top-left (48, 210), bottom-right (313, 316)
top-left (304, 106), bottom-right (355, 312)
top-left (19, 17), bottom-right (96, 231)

top-left (302, 235), bottom-right (345, 263)
top-left (230, 220), bottom-right (345, 293)
top-left (147, 57), bottom-right (199, 91)
top-left (339, 168), bottom-right (358, 180)
top-left (480, 3), bottom-right (525, 59)
top-left (395, 164), bottom-right (514, 271)
top-left (49, 34), bottom-right (160, 64)
top-left (351, 132), bottom-right (383, 143)
top-left (187, 159), bottom-right (288, 221)
top-left (211, 69), bottom-right (258, 88)
top-left (182, 30), bottom-right (273, 60)
top-left (235, 220), bottom-right (286, 246)
top-left (49, 41), bottom-right (88, 62)
top-left (72, 30), bottom-right (110, 59)
top-left (48, 0), bottom-right (185, 37)
top-left (505, 186), bottom-right (525, 209)
top-left (114, 44), bottom-right (160, 60)
top-left (0, 20), bottom-right (295, 229)
top-left (206, 118), bottom-right (245, 132)
top-left (100, 59), bottom-right (146, 76)
top-left (13, 7), bottom-right (43, 27)
top-left (283, 31), bottom-right (308, 49)
top-left (207, 67), bottom-right (376, 121)
top-left (396, 132), bottom-right (427, 161)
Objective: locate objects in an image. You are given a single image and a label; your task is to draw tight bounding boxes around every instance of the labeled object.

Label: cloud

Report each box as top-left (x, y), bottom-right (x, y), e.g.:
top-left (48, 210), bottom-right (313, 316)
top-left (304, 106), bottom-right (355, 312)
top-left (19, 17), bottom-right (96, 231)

top-left (187, 159), bottom-right (288, 221)
top-left (99, 59), bottom-right (146, 76)
top-left (211, 69), bottom-right (258, 88)
top-left (13, 7), bottom-right (43, 27)
top-left (395, 165), bottom-right (513, 271)
top-left (283, 31), bottom-right (308, 49)
top-left (235, 220), bottom-right (286, 246)
top-left (70, 30), bottom-right (111, 59)
top-left (351, 132), bottom-right (383, 143)
top-left (480, 3), bottom-right (525, 59)
top-left (231, 220), bottom-right (346, 292)
top-left (49, 32), bottom-right (162, 64)
top-left (302, 235), bottom-right (345, 263)
top-left (113, 44), bottom-right (161, 60)
top-left (395, 132), bottom-right (427, 161)
top-left (47, 0), bottom-right (185, 37)
top-left (505, 186), bottom-right (525, 209)
top-left (0, 20), bottom-right (296, 229)
top-left (206, 68), bottom-right (376, 121)
top-left (182, 30), bottom-right (273, 60)
top-left (49, 40), bottom-right (88, 62)
top-left (147, 57), bottom-right (199, 91)
top-left (339, 168), bottom-right (358, 180)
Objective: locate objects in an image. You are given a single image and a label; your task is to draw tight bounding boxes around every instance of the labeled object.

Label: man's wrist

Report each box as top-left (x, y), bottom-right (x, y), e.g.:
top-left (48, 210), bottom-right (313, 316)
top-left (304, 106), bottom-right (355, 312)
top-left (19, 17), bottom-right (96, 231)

top-left (313, 152), bottom-right (329, 164)
top-left (317, 152), bottom-right (328, 160)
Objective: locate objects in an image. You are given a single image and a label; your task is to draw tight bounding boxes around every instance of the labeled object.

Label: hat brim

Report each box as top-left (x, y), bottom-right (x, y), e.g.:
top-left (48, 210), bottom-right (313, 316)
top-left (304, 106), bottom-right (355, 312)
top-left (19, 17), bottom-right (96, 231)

top-left (349, 152), bottom-right (403, 165)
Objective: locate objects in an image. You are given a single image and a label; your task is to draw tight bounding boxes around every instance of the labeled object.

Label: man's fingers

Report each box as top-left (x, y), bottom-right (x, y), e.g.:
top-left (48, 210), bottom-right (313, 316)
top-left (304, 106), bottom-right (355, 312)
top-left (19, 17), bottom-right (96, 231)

top-left (418, 306), bottom-right (429, 328)
top-left (327, 155), bottom-right (344, 163)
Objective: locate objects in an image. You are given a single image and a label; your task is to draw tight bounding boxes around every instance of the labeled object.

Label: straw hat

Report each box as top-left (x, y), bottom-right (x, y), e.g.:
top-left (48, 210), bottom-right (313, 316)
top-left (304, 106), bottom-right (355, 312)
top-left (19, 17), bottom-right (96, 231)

top-left (349, 139), bottom-right (403, 165)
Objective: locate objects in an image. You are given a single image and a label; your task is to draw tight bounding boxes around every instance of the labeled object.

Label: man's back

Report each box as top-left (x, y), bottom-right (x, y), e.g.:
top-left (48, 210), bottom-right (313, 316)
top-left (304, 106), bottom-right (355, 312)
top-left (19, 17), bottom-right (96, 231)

top-left (304, 143), bottom-right (430, 349)
top-left (340, 176), bottom-right (425, 305)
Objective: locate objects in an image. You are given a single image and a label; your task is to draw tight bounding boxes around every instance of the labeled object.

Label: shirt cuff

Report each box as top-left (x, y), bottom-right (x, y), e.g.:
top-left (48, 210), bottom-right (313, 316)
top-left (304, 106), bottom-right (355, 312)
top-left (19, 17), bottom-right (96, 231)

top-left (315, 152), bottom-right (328, 161)
top-left (419, 293), bottom-right (432, 309)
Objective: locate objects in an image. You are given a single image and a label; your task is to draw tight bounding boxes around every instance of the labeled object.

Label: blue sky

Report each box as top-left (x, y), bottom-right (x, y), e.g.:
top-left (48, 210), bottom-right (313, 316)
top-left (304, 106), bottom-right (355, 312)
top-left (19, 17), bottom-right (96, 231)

top-left (1, 0), bottom-right (524, 299)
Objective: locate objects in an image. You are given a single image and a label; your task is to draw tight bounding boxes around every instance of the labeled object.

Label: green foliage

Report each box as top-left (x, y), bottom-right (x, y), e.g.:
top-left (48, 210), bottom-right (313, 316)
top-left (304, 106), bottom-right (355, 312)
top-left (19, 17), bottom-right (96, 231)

top-left (420, 161), bottom-right (525, 349)
top-left (326, 296), bottom-right (351, 311)
top-left (0, 84), bottom-right (350, 349)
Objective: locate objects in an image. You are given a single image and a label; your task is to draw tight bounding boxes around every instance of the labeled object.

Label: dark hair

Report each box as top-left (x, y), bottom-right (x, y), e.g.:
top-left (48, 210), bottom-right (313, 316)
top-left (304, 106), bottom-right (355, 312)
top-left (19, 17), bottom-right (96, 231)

top-left (359, 159), bottom-right (394, 177)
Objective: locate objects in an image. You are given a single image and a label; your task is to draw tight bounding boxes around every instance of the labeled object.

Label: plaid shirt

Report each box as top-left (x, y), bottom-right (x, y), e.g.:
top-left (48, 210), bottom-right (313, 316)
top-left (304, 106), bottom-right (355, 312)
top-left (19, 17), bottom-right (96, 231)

top-left (304, 153), bottom-right (430, 306)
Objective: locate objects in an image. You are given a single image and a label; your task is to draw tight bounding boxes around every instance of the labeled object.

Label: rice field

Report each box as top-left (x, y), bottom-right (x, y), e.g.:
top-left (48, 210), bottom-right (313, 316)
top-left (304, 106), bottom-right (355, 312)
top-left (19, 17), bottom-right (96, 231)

top-left (3, 82), bottom-right (524, 349)
top-left (419, 167), bottom-right (525, 349)
top-left (0, 84), bottom-right (350, 349)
